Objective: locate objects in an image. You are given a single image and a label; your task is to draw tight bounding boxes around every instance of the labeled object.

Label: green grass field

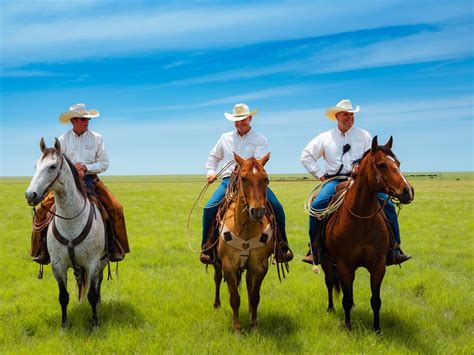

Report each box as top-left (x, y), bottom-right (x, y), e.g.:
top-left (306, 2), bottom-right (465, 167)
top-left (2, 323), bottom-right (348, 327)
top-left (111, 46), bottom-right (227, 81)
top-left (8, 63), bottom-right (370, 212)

top-left (1, 173), bottom-right (473, 354)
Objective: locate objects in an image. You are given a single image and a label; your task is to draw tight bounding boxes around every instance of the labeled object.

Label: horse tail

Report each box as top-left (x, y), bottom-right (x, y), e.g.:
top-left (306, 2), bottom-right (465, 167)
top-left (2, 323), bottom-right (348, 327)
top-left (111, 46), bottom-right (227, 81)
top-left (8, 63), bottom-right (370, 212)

top-left (74, 266), bottom-right (89, 302)
top-left (333, 269), bottom-right (341, 295)
top-left (331, 263), bottom-right (341, 295)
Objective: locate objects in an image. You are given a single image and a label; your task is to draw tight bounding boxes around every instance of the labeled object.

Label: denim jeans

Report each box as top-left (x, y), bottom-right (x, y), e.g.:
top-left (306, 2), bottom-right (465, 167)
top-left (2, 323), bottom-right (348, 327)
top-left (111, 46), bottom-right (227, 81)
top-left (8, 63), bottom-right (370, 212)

top-left (308, 180), bottom-right (401, 248)
top-left (202, 177), bottom-right (287, 245)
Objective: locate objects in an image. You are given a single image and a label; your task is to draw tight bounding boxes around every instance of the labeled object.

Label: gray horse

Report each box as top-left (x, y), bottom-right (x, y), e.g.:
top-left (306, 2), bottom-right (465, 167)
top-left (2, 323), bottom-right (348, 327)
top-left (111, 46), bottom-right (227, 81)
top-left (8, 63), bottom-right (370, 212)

top-left (25, 138), bottom-right (107, 329)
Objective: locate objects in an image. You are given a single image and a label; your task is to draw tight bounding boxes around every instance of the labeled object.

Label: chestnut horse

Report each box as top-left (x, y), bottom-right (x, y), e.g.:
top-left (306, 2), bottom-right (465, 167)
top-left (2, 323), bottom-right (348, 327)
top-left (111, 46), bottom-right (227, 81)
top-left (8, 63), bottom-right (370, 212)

top-left (322, 136), bottom-right (414, 331)
top-left (213, 152), bottom-right (274, 333)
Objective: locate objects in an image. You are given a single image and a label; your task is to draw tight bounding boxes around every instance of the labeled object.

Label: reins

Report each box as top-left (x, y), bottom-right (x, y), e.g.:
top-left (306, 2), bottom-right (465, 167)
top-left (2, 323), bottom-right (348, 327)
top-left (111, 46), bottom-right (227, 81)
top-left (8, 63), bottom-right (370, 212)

top-left (186, 160), bottom-right (236, 253)
top-left (34, 155), bottom-right (88, 221)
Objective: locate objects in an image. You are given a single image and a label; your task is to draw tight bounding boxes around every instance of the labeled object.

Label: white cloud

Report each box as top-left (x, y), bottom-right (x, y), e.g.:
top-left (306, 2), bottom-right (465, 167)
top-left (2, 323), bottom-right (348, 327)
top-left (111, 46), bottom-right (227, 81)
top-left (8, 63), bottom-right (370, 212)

top-left (1, 1), bottom-right (471, 67)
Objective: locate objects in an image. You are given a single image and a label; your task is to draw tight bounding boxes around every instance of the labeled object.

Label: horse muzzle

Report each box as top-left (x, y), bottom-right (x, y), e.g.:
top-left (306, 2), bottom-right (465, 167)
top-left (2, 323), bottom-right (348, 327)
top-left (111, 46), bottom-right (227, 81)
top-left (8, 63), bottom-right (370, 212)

top-left (25, 191), bottom-right (42, 206)
top-left (249, 206), bottom-right (266, 222)
top-left (395, 185), bottom-right (414, 204)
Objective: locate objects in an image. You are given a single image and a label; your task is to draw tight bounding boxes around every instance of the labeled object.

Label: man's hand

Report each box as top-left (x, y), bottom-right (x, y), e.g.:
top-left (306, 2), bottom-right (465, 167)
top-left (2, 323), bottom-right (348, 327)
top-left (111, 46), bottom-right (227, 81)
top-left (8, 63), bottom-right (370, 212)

top-left (75, 163), bottom-right (87, 179)
top-left (319, 176), bottom-right (327, 182)
top-left (207, 174), bottom-right (217, 184)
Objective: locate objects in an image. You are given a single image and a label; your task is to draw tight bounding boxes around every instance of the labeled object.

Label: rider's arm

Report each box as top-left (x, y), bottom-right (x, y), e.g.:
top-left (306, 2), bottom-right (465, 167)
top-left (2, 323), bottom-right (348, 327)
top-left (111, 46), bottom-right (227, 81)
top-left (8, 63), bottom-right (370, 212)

top-left (85, 136), bottom-right (109, 174)
top-left (301, 135), bottom-right (324, 180)
top-left (253, 135), bottom-right (269, 160)
top-left (205, 135), bottom-right (224, 178)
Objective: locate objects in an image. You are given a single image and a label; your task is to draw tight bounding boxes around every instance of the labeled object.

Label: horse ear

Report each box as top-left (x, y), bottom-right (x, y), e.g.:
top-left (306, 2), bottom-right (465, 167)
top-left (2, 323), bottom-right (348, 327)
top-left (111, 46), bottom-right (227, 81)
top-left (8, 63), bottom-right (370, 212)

top-left (260, 152), bottom-right (270, 166)
top-left (371, 136), bottom-right (378, 152)
top-left (234, 152), bottom-right (245, 166)
top-left (54, 137), bottom-right (61, 153)
top-left (39, 137), bottom-right (46, 153)
top-left (385, 136), bottom-right (393, 149)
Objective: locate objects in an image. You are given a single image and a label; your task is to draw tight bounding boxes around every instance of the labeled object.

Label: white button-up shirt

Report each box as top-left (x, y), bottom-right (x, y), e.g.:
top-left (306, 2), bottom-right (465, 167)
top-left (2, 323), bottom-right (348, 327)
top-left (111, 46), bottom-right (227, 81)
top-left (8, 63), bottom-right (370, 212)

top-left (58, 129), bottom-right (109, 174)
top-left (206, 129), bottom-right (268, 178)
top-left (301, 126), bottom-right (372, 179)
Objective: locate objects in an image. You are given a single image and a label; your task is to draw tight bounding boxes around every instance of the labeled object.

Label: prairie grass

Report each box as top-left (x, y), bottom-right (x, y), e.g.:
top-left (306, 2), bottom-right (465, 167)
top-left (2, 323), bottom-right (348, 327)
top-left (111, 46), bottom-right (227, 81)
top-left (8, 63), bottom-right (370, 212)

top-left (0, 173), bottom-right (472, 354)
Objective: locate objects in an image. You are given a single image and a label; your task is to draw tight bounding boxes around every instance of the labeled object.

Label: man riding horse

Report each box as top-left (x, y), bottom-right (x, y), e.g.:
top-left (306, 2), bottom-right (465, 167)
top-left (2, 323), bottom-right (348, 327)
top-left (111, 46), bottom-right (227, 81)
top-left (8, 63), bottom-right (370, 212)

top-left (300, 99), bottom-right (411, 265)
top-left (200, 103), bottom-right (293, 264)
top-left (29, 103), bottom-right (130, 264)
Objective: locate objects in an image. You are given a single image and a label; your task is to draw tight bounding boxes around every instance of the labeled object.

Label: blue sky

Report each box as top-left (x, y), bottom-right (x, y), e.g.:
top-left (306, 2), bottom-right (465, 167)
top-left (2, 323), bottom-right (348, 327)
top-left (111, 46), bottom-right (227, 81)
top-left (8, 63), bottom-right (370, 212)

top-left (1, 0), bottom-right (473, 176)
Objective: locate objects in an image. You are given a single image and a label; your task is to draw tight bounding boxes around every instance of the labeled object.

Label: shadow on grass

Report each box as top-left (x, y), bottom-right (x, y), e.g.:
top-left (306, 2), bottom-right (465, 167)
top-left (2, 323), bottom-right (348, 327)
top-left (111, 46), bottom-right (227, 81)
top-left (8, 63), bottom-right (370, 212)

top-left (329, 306), bottom-right (433, 353)
top-left (44, 299), bottom-right (145, 332)
top-left (251, 312), bottom-right (303, 353)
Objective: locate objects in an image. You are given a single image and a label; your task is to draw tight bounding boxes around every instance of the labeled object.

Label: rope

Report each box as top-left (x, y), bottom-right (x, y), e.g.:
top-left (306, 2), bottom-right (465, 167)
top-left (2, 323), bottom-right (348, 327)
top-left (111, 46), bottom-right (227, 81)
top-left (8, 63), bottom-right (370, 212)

top-left (304, 176), bottom-right (352, 220)
top-left (186, 160), bottom-right (237, 253)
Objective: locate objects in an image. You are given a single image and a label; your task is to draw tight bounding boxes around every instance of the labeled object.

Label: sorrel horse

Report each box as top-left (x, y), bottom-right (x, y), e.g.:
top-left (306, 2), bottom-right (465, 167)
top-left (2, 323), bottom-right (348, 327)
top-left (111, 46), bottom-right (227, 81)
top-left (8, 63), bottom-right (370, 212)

top-left (322, 136), bottom-right (414, 331)
top-left (25, 138), bottom-right (107, 329)
top-left (213, 153), bottom-right (274, 333)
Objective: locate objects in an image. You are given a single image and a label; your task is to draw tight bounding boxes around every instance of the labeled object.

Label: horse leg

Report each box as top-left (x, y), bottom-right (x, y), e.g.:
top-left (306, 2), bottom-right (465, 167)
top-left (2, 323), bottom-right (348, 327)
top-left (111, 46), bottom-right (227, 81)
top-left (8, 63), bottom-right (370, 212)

top-left (87, 277), bottom-right (100, 327)
top-left (370, 264), bottom-right (386, 331)
top-left (247, 265), bottom-right (268, 330)
top-left (97, 270), bottom-right (104, 304)
top-left (52, 264), bottom-right (69, 329)
top-left (213, 261), bottom-right (223, 309)
top-left (58, 280), bottom-right (69, 329)
top-left (321, 260), bottom-right (335, 312)
top-left (338, 266), bottom-right (355, 330)
top-left (224, 269), bottom-right (241, 334)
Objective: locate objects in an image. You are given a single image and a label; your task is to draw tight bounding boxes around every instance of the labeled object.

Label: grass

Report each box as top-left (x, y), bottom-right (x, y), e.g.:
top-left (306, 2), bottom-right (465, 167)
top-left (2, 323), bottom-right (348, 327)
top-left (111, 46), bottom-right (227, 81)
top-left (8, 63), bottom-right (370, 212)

top-left (0, 173), bottom-right (473, 354)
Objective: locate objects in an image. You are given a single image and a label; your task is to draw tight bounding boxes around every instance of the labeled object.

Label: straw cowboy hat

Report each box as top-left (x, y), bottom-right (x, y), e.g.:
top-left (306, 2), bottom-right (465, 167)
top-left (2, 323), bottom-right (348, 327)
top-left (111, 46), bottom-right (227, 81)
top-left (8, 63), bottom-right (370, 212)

top-left (59, 103), bottom-right (100, 124)
top-left (224, 103), bottom-right (259, 122)
top-left (326, 99), bottom-right (360, 121)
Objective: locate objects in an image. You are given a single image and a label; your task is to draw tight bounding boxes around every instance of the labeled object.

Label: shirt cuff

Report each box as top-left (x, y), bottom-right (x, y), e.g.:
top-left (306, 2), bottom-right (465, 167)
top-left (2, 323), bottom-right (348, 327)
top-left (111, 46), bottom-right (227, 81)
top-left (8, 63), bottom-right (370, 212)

top-left (207, 169), bottom-right (217, 177)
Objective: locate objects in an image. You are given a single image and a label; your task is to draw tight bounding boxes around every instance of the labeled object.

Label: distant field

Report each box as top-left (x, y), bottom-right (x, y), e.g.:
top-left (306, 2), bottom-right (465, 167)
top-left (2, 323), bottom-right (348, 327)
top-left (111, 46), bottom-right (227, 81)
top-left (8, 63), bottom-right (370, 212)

top-left (0, 173), bottom-right (473, 353)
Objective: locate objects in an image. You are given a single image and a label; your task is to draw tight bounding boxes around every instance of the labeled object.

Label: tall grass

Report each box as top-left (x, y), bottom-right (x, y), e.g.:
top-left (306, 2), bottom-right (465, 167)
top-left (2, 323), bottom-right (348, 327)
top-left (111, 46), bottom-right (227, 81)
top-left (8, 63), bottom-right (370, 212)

top-left (0, 173), bottom-right (472, 354)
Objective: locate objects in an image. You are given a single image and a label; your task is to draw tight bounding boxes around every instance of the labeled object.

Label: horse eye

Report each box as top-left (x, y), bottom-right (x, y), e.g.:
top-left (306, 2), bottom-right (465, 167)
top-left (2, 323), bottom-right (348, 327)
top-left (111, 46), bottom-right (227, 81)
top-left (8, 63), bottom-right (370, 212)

top-left (50, 164), bottom-right (57, 170)
top-left (377, 163), bottom-right (387, 170)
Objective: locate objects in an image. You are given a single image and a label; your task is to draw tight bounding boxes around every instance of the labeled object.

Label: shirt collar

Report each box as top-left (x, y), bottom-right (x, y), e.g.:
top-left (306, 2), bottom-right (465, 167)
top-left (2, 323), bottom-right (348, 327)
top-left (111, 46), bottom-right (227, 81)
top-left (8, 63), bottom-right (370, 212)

top-left (71, 129), bottom-right (89, 138)
top-left (234, 128), bottom-right (253, 138)
top-left (336, 125), bottom-right (354, 137)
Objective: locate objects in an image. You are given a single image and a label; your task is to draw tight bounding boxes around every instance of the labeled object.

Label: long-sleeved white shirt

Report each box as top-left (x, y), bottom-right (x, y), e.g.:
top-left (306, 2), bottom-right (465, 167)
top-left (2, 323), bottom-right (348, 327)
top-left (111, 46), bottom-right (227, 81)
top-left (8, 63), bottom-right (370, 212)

top-left (58, 129), bottom-right (109, 174)
top-left (301, 126), bottom-right (372, 179)
top-left (206, 129), bottom-right (268, 178)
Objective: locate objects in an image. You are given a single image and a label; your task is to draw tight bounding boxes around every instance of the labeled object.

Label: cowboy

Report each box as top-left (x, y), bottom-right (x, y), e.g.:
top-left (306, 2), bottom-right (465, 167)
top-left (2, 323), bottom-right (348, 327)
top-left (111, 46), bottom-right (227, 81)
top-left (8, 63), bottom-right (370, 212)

top-left (30, 103), bottom-right (130, 264)
top-left (300, 99), bottom-right (411, 265)
top-left (200, 103), bottom-right (293, 264)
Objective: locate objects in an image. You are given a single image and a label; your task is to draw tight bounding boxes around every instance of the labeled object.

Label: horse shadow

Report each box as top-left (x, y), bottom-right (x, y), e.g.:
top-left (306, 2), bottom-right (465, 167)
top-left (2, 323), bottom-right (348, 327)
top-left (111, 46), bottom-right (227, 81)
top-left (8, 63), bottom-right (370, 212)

top-left (243, 312), bottom-right (303, 352)
top-left (44, 299), bottom-right (145, 332)
top-left (331, 307), bottom-right (432, 353)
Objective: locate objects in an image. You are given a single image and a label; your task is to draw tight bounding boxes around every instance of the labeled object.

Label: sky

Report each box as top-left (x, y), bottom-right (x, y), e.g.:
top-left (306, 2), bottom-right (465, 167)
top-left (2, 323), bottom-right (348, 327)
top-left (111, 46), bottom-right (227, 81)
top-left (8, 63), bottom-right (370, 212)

top-left (1, 0), bottom-right (473, 176)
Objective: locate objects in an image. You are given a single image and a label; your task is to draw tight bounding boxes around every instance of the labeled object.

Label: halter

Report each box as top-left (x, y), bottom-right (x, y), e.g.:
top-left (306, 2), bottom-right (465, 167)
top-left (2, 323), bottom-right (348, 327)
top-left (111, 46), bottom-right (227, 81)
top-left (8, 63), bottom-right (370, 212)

top-left (343, 150), bottom-right (394, 220)
top-left (36, 154), bottom-right (88, 221)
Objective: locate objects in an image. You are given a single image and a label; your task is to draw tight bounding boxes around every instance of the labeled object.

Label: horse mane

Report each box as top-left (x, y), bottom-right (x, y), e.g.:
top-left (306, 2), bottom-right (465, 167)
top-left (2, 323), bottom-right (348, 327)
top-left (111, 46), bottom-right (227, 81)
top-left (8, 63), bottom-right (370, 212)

top-left (63, 154), bottom-right (87, 196)
top-left (352, 146), bottom-right (398, 167)
top-left (41, 147), bottom-right (87, 196)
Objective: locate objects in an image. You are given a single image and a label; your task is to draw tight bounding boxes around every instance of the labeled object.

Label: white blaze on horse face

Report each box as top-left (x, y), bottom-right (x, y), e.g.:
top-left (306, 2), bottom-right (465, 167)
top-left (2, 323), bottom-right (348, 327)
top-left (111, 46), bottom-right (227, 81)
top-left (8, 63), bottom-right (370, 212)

top-left (26, 153), bottom-right (60, 198)
top-left (253, 167), bottom-right (258, 175)
top-left (387, 155), bottom-right (412, 198)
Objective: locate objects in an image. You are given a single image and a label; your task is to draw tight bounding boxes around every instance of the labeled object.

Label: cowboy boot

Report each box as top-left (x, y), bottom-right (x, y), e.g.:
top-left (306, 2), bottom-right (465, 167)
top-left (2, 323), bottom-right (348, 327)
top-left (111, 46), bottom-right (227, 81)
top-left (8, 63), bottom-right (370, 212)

top-left (200, 242), bottom-right (215, 265)
top-left (33, 237), bottom-right (50, 265)
top-left (386, 244), bottom-right (411, 266)
top-left (275, 241), bottom-right (293, 263)
top-left (302, 243), bottom-right (319, 265)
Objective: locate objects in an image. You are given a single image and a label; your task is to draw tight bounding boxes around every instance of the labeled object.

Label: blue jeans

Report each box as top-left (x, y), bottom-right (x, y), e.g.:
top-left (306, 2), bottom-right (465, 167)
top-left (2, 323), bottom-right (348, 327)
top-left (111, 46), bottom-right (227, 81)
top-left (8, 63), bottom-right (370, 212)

top-left (202, 177), bottom-right (287, 245)
top-left (308, 179), bottom-right (401, 249)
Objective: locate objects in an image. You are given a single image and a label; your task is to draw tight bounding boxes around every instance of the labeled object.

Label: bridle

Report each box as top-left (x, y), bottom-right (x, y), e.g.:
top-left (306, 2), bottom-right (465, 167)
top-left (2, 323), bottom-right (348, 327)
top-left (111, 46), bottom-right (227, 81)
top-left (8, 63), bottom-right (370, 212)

top-left (36, 154), bottom-right (88, 221)
top-left (343, 150), bottom-right (395, 220)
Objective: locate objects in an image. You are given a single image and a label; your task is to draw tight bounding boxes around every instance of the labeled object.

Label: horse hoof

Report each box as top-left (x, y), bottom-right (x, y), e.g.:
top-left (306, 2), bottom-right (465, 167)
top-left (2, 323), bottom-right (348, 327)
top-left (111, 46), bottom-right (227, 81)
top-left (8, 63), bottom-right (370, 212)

top-left (213, 302), bottom-right (221, 309)
top-left (327, 307), bottom-right (335, 313)
top-left (345, 322), bottom-right (352, 331)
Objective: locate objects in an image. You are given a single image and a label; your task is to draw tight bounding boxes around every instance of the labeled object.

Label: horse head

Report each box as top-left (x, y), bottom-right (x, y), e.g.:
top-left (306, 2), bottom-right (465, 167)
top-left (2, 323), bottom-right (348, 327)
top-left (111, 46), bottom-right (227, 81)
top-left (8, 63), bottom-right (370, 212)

top-left (365, 136), bottom-right (414, 204)
top-left (233, 152), bottom-right (270, 222)
top-left (25, 137), bottom-right (64, 206)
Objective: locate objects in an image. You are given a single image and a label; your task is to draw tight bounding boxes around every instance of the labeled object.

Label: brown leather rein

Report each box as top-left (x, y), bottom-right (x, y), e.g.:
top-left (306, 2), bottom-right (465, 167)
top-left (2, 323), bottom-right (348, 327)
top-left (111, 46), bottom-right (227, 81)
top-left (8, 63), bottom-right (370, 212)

top-left (343, 153), bottom-right (393, 220)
